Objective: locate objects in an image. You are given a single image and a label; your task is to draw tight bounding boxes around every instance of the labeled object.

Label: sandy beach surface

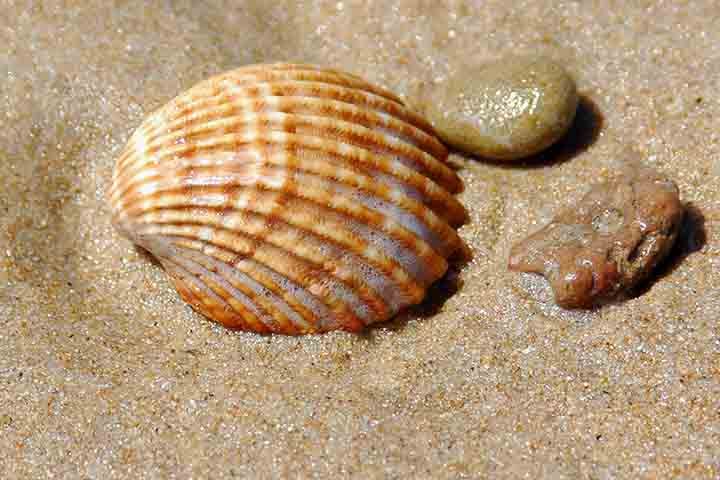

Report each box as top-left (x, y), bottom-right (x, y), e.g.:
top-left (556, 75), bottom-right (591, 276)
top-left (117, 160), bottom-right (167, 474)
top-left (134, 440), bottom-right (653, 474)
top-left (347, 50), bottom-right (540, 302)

top-left (1, 1), bottom-right (718, 478)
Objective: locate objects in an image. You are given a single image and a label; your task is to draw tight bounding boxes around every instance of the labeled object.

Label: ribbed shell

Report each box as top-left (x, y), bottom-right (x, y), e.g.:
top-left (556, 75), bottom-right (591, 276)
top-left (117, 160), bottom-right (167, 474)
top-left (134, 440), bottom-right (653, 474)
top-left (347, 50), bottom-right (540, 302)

top-left (109, 63), bottom-right (467, 334)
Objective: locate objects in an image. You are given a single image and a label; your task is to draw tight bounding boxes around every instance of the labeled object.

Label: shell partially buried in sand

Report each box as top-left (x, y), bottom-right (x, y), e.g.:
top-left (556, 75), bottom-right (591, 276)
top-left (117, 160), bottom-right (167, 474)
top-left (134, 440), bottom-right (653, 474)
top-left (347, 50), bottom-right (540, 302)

top-left (109, 63), bottom-right (467, 334)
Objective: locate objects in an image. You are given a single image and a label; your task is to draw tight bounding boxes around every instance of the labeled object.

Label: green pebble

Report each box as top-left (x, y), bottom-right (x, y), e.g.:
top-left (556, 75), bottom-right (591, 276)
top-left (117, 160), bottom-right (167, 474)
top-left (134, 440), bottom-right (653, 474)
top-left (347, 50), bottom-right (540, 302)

top-left (427, 56), bottom-right (579, 161)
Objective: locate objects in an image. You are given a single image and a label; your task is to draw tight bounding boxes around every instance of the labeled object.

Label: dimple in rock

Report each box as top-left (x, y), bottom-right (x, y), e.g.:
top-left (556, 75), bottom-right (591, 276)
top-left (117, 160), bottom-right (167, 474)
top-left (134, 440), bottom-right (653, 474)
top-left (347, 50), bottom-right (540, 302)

top-left (509, 167), bottom-right (684, 308)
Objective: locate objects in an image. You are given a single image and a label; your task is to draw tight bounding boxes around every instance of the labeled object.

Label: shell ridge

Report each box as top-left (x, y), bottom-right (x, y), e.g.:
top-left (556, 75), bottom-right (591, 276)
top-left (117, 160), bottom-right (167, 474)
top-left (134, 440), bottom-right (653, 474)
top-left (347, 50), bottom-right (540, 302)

top-left (207, 63), bottom-right (370, 85)
top-left (170, 250), bottom-right (278, 331)
top-left (176, 239), bottom-right (327, 333)
top-left (119, 168), bottom-right (449, 280)
top-left (158, 234), bottom-right (335, 331)
top-left (114, 151), bottom-right (462, 257)
top-left (131, 213), bottom-right (411, 322)
top-left (127, 184), bottom-right (438, 298)
top-left (145, 81), bottom-right (434, 140)
top-left (137, 233), bottom-right (272, 331)
top-left (265, 175), bottom-right (449, 284)
top-left (140, 93), bottom-right (447, 161)
top-left (200, 68), bottom-right (406, 105)
top-left (114, 131), bottom-right (466, 225)
top-left (138, 214), bottom-right (404, 324)
top-left (169, 241), bottom-right (305, 333)
top-left (138, 221), bottom-right (385, 327)
top-left (138, 111), bottom-right (458, 191)
top-left (161, 254), bottom-right (261, 331)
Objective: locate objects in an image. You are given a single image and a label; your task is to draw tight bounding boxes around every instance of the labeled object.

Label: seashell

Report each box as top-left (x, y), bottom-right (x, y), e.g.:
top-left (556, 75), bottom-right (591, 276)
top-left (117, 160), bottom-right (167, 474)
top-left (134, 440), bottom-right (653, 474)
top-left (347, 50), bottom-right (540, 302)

top-left (109, 63), bottom-right (467, 334)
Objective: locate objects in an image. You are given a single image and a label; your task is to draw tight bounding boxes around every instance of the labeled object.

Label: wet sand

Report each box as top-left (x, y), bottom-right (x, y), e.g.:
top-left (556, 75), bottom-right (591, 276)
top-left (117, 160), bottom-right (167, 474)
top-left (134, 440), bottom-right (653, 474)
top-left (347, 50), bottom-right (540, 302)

top-left (1, 1), bottom-right (718, 478)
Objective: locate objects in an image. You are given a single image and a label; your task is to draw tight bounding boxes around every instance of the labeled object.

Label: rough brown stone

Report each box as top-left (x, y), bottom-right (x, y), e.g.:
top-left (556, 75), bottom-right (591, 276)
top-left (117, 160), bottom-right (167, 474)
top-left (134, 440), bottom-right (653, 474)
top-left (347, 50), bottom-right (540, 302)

top-left (509, 168), bottom-right (684, 308)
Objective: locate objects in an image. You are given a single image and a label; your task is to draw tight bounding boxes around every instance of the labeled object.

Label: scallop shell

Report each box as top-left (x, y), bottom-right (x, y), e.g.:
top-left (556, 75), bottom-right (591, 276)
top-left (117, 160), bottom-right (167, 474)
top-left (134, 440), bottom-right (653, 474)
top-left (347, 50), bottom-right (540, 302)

top-left (109, 63), bottom-right (467, 334)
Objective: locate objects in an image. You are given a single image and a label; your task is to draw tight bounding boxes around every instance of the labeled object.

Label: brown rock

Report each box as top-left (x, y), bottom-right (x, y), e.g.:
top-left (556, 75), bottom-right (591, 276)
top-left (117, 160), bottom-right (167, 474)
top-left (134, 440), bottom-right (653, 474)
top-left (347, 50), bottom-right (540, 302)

top-left (509, 168), bottom-right (684, 308)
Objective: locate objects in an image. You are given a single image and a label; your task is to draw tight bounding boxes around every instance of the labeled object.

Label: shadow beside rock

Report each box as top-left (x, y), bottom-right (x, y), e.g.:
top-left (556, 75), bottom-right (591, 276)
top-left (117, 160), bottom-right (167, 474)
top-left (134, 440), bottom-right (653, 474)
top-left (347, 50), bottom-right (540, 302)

top-left (632, 203), bottom-right (707, 297)
top-left (362, 253), bottom-right (468, 336)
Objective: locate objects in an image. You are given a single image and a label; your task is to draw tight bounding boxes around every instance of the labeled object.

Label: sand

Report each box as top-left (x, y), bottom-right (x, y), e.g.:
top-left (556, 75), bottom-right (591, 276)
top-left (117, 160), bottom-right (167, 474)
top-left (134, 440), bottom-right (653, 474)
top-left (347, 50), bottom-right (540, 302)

top-left (1, 1), bottom-right (718, 478)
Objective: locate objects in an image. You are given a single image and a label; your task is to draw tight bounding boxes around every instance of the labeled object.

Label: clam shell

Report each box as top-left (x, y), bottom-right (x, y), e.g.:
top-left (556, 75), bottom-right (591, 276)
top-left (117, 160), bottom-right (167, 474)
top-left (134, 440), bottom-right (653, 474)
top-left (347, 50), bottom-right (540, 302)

top-left (109, 63), bottom-right (467, 334)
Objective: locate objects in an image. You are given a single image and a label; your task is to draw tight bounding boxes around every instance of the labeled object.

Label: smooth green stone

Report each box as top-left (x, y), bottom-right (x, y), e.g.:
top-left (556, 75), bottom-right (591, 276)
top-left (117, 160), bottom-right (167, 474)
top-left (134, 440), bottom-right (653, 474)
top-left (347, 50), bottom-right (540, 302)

top-left (428, 56), bottom-right (579, 161)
